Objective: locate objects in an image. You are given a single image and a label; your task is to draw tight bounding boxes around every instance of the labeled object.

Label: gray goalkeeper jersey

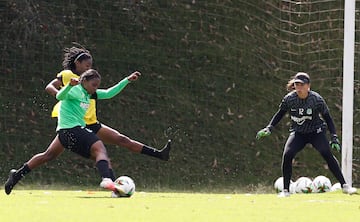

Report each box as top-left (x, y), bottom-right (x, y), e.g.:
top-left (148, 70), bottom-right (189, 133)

top-left (279, 90), bottom-right (329, 133)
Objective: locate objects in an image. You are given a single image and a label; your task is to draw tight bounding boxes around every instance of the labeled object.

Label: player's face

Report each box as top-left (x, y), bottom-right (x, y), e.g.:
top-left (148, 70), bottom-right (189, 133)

top-left (83, 78), bottom-right (100, 95)
top-left (75, 59), bottom-right (92, 74)
top-left (294, 82), bottom-right (310, 98)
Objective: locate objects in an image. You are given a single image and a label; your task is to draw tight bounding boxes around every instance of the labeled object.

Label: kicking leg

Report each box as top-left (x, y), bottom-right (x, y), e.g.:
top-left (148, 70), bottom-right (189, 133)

top-left (97, 124), bottom-right (171, 160)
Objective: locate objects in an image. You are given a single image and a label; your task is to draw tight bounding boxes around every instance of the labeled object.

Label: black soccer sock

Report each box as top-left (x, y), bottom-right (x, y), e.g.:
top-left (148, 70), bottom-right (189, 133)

top-left (109, 168), bottom-right (116, 181)
top-left (96, 160), bottom-right (111, 179)
top-left (141, 145), bottom-right (164, 159)
top-left (15, 163), bottom-right (31, 181)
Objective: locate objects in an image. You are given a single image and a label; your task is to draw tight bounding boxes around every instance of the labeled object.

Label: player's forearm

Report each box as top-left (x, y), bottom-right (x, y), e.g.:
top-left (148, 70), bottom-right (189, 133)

top-left (96, 78), bottom-right (130, 99)
top-left (56, 84), bottom-right (73, 100)
top-left (268, 109), bottom-right (287, 129)
top-left (45, 78), bottom-right (62, 97)
top-left (45, 84), bottom-right (59, 97)
top-left (322, 113), bottom-right (336, 135)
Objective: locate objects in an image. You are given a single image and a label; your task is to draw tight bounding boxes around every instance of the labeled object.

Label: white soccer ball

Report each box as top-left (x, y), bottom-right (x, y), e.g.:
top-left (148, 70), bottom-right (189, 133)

top-left (294, 177), bottom-right (313, 193)
top-left (112, 176), bottom-right (136, 197)
top-left (289, 182), bottom-right (296, 194)
top-left (274, 177), bottom-right (294, 193)
top-left (312, 175), bottom-right (332, 193)
top-left (330, 182), bottom-right (342, 192)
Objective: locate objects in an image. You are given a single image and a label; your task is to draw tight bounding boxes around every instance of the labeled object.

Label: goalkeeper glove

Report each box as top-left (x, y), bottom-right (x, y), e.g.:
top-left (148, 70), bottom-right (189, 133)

top-left (256, 127), bottom-right (272, 140)
top-left (329, 134), bottom-right (341, 152)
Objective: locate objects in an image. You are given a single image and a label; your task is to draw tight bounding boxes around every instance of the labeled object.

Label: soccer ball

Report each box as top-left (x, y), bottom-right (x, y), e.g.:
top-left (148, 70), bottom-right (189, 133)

top-left (294, 177), bottom-right (313, 193)
top-left (312, 175), bottom-right (332, 193)
top-left (330, 182), bottom-right (341, 192)
top-left (112, 176), bottom-right (135, 197)
top-left (289, 181), bottom-right (296, 194)
top-left (274, 177), bottom-right (294, 193)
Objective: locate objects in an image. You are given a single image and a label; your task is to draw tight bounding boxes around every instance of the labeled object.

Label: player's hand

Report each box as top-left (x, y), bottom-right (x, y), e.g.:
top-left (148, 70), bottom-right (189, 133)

top-left (330, 134), bottom-right (341, 152)
top-left (256, 127), bottom-right (271, 140)
top-left (127, 71), bottom-right (141, 82)
top-left (69, 78), bottom-right (79, 86)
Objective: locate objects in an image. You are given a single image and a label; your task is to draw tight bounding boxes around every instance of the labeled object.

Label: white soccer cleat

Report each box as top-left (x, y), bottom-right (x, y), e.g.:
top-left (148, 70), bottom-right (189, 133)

top-left (100, 178), bottom-right (117, 192)
top-left (342, 184), bottom-right (357, 195)
top-left (277, 189), bottom-right (290, 198)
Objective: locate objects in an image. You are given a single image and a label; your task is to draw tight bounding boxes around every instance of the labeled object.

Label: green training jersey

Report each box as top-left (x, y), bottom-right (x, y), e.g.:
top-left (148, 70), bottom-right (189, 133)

top-left (55, 78), bottom-right (130, 131)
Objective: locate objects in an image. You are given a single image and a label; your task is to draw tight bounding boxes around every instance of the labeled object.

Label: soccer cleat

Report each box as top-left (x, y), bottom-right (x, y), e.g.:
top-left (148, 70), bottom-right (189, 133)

top-left (111, 191), bottom-right (119, 198)
top-left (5, 169), bottom-right (18, 195)
top-left (100, 178), bottom-right (117, 192)
top-left (277, 189), bottom-right (290, 198)
top-left (159, 140), bottom-right (171, 161)
top-left (342, 184), bottom-right (357, 195)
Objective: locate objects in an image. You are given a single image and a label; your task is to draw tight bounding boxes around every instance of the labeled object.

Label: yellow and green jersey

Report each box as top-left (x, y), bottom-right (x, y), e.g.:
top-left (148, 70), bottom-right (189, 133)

top-left (56, 83), bottom-right (90, 130)
top-left (51, 70), bottom-right (97, 124)
top-left (51, 70), bottom-right (130, 125)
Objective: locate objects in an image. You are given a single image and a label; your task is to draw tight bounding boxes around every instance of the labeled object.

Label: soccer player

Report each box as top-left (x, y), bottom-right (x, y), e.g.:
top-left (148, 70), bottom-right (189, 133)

top-left (5, 69), bottom-right (138, 195)
top-left (256, 72), bottom-right (357, 197)
top-left (45, 45), bottom-right (171, 161)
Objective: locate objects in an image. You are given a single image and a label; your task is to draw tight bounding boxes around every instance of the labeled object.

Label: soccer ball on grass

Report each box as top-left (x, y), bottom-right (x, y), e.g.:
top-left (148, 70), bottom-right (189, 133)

top-left (294, 177), bottom-right (313, 193)
top-left (274, 177), bottom-right (294, 193)
top-left (330, 182), bottom-right (341, 192)
top-left (312, 175), bottom-right (331, 193)
top-left (112, 176), bottom-right (135, 198)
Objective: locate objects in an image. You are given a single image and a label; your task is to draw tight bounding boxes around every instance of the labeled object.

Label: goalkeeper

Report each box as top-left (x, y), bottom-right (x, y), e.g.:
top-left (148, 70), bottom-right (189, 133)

top-left (256, 72), bottom-right (357, 197)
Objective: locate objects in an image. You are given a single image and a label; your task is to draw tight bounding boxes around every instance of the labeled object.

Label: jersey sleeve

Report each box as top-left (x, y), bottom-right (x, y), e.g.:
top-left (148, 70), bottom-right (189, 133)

top-left (267, 95), bottom-right (289, 128)
top-left (56, 84), bottom-right (83, 100)
top-left (317, 95), bottom-right (336, 134)
top-left (317, 95), bottom-right (330, 115)
top-left (96, 78), bottom-right (130, 100)
top-left (278, 95), bottom-right (289, 111)
top-left (56, 84), bottom-right (73, 100)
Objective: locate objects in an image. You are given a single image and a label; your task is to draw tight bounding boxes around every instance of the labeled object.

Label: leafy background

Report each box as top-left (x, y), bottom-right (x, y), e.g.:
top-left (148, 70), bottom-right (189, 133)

top-left (1, 0), bottom-right (359, 192)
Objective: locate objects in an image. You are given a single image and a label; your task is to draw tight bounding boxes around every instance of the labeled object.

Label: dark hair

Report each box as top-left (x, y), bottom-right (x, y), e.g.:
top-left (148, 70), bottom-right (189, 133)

top-left (62, 43), bottom-right (92, 73)
top-left (80, 69), bottom-right (101, 82)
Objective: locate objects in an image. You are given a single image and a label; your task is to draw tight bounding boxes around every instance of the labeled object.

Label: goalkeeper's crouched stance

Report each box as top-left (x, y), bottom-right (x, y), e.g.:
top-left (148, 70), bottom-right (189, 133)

top-left (256, 72), bottom-right (357, 197)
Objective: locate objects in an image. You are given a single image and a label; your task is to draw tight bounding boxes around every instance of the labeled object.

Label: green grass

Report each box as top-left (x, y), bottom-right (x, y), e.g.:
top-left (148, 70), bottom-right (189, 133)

top-left (1, 189), bottom-right (359, 222)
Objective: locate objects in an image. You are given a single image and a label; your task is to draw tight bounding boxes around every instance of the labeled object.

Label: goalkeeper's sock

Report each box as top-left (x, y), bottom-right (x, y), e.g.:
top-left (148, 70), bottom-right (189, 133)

top-left (141, 140), bottom-right (171, 161)
top-left (96, 160), bottom-right (111, 179)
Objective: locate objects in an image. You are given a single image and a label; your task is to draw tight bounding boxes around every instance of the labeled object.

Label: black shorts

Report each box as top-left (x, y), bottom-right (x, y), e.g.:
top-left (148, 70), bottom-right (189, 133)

top-left (86, 122), bottom-right (102, 134)
top-left (58, 126), bottom-right (100, 158)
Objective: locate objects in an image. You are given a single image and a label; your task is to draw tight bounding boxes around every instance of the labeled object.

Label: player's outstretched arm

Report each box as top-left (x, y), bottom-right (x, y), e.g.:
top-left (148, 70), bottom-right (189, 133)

top-left (96, 71), bottom-right (142, 100)
top-left (56, 78), bottom-right (79, 100)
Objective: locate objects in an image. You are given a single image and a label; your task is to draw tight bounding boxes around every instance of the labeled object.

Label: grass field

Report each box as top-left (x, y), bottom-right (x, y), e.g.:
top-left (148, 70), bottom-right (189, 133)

top-left (1, 189), bottom-right (359, 222)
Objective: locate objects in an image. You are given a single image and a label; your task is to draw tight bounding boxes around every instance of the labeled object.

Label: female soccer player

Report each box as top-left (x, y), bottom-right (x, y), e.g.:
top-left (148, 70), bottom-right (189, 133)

top-left (5, 69), bottom-right (139, 195)
top-left (45, 46), bottom-right (171, 161)
top-left (256, 72), bottom-right (357, 197)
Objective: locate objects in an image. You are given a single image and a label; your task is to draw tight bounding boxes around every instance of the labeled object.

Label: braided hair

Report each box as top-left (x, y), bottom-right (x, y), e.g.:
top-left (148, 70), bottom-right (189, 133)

top-left (62, 44), bottom-right (92, 73)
